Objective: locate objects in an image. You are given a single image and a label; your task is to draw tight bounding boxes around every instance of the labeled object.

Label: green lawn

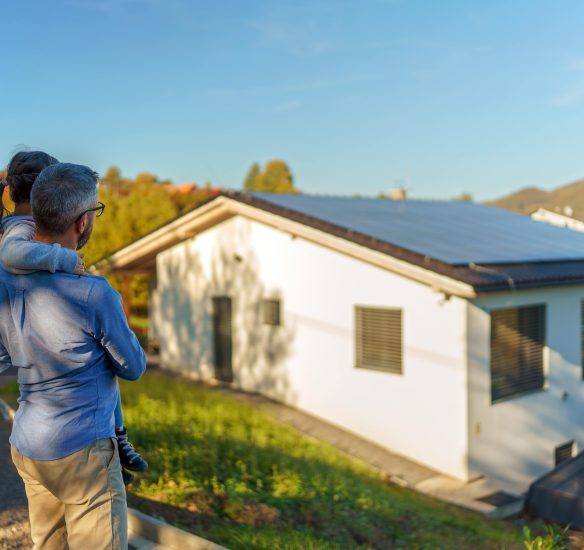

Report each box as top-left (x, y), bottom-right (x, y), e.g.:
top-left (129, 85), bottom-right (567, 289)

top-left (118, 372), bottom-right (526, 549)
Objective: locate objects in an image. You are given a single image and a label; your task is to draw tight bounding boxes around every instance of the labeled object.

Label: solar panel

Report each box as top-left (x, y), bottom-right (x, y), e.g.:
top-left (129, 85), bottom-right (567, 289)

top-left (250, 193), bottom-right (584, 266)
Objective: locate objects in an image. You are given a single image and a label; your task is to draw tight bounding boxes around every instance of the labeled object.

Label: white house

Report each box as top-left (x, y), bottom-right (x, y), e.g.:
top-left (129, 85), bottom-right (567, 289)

top-left (104, 192), bottom-right (584, 493)
top-left (531, 207), bottom-right (584, 232)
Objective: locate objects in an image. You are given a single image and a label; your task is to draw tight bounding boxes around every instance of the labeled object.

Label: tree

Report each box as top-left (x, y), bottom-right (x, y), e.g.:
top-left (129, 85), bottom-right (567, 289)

top-left (453, 192), bottom-right (474, 202)
top-left (243, 162), bottom-right (261, 191)
top-left (85, 166), bottom-right (219, 310)
top-left (243, 160), bottom-right (300, 193)
top-left (134, 172), bottom-right (158, 186)
top-left (102, 166), bottom-right (122, 187)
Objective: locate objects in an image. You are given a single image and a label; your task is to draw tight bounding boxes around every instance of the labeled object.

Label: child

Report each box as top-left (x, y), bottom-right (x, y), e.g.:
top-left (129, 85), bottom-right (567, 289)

top-left (0, 151), bottom-right (148, 483)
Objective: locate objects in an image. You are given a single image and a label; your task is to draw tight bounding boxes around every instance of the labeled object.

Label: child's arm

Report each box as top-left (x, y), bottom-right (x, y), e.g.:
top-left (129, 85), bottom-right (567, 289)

top-left (0, 220), bottom-right (82, 275)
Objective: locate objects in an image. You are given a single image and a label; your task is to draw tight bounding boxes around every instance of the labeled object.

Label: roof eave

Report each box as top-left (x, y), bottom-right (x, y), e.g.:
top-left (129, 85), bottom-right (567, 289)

top-left (97, 193), bottom-right (477, 299)
top-left (96, 196), bottom-right (235, 273)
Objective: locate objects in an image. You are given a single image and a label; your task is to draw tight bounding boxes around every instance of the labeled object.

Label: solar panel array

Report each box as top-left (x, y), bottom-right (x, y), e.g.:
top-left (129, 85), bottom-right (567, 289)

top-left (251, 193), bottom-right (584, 265)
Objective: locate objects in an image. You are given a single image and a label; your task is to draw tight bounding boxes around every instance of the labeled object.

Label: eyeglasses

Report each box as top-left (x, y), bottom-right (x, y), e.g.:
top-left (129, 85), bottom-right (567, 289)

top-left (76, 202), bottom-right (105, 222)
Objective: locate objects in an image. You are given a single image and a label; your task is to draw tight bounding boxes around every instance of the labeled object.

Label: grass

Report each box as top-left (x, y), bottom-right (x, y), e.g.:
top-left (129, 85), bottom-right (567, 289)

top-left (117, 372), bottom-right (527, 549)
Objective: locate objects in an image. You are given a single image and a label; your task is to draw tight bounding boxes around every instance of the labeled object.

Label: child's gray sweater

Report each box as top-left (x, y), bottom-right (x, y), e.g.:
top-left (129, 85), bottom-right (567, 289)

top-left (0, 216), bottom-right (78, 274)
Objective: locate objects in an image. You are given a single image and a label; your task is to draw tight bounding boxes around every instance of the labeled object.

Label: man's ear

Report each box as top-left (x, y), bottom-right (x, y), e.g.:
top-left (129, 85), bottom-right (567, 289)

top-left (74, 213), bottom-right (87, 236)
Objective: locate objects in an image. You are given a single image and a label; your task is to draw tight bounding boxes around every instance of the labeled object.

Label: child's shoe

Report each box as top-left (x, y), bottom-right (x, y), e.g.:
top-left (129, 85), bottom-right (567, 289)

top-left (116, 427), bottom-right (148, 472)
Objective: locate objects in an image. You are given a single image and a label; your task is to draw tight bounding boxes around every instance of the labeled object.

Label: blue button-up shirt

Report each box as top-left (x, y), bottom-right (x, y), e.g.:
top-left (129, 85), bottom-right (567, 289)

top-left (0, 267), bottom-right (146, 460)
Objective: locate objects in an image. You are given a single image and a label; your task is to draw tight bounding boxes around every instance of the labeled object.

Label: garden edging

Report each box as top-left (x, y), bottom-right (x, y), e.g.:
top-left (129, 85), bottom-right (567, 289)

top-left (128, 508), bottom-right (226, 550)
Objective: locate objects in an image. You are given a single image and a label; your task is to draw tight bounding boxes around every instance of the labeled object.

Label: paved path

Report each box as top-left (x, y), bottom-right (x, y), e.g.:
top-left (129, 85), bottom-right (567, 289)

top-left (0, 419), bottom-right (31, 549)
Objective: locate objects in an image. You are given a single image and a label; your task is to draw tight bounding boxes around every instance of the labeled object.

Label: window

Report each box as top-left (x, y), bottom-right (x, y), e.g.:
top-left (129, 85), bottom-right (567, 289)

top-left (262, 299), bottom-right (281, 326)
top-left (555, 441), bottom-right (576, 466)
top-left (490, 304), bottom-right (545, 403)
top-left (355, 306), bottom-right (402, 374)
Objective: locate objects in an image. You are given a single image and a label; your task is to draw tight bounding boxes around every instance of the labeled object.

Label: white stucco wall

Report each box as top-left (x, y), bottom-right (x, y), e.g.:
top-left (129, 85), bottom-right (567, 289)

top-left (154, 215), bottom-right (470, 479)
top-left (468, 286), bottom-right (584, 492)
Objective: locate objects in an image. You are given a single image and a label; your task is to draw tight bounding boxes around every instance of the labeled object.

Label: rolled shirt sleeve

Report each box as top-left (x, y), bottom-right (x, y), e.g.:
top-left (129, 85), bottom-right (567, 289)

top-left (88, 278), bottom-right (146, 381)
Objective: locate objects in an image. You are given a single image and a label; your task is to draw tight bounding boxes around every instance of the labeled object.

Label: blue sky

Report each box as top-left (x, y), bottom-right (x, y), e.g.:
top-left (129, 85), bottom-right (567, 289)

top-left (3, 0), bottom-right (584, 200)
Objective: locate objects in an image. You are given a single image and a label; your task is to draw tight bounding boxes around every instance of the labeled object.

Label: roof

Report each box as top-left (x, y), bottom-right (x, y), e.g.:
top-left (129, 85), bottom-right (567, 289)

top-left (101, 192), bottom-right (584, 297)
top-left (250, 193), bottom-right (584, 265)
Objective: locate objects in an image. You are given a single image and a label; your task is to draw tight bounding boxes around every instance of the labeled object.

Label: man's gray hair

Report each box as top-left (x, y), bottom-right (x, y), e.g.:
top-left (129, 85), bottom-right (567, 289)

top-left (31, 163), bottom-right (99, 236)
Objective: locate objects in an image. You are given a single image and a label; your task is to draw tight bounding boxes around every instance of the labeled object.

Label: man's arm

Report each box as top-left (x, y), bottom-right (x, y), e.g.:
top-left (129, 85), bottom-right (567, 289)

top-left (88, 279), bottom-right (146, 381)
top-left (0, 221), bottom-right (80, 275)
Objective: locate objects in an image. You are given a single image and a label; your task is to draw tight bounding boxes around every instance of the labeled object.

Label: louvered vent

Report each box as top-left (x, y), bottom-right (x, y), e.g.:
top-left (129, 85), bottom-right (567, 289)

top-left (555, 441), bottom-right (576, 466)
top-left (490, 304), bottom-right (545, 403)
top-left (355, 307), bottom-right (402, 374)
top-left (262, 299), bottom-right (281, 326)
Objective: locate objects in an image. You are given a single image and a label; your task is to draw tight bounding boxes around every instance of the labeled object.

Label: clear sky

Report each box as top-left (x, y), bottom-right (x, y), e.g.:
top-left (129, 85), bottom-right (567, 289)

top-left (3, 0), bottom-right (584, 201)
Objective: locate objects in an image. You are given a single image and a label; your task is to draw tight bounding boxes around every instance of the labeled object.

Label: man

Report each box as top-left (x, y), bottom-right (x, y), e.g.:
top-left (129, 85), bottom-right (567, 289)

top-left (0, 163), bottom-right (146, 549)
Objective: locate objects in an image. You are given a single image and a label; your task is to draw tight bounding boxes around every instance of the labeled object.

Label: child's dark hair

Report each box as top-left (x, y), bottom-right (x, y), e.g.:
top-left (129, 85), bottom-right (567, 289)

top-left (1, 151), bottom-right (59, 219)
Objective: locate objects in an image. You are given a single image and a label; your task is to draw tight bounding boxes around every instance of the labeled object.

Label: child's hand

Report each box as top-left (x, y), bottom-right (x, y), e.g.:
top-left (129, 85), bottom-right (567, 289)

top-left (74, 254), bottom-right (87, 276)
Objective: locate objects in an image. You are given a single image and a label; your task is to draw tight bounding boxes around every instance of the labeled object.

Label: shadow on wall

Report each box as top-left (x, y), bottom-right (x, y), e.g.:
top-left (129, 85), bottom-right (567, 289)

top-left (157, 218), bottom-right (297, 404)
top-left (158, 247), bottom-right (213, 376)
top-left (210, 221), bottom-right (297, 404)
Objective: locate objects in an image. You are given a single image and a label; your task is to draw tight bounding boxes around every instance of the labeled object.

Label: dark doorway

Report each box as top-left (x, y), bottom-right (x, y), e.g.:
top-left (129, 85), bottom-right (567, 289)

top-left (212, 296), bottom-right (233, 383)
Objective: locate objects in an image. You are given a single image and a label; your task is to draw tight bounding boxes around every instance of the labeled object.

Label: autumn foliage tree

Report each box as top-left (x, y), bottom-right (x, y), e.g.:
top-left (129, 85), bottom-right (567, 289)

top-left (242, 160), bottom-right (300, 193)
top-left (84, 166), bottom-right (220, 310)
top-left (243, 163), bottom-right (261, 191)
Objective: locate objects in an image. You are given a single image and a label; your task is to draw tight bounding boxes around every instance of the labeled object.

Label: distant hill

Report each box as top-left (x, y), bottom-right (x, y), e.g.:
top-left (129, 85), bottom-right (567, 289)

top-left (486, 178), bottom-right (584, 219)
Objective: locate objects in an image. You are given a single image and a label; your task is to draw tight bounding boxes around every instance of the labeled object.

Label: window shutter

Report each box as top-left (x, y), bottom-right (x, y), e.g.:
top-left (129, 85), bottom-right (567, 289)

top-left (490, 304), bottom-right (545, 403)
top-left (355, 307), bottom-right (402, 374)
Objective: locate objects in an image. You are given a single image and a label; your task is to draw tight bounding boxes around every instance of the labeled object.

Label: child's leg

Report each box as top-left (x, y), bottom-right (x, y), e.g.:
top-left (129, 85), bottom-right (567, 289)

top-left (114, 385), bottom-right (124, 430)
top-left (114, 381), bottom-right (148, 473)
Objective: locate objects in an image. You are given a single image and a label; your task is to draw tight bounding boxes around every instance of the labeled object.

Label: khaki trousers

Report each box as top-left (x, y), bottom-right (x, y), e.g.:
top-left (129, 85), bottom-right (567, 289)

top-left (11, 438), bottom-right (127, 550)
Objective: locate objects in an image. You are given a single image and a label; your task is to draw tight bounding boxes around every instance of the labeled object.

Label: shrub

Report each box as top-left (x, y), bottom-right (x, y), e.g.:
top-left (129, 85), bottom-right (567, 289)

top-left (523, 524), bottom-right (571, 550)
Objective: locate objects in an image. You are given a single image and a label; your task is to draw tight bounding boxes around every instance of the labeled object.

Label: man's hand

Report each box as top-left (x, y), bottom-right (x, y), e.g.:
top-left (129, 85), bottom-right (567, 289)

top-left (74, 254), bottom-right (87, 276)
